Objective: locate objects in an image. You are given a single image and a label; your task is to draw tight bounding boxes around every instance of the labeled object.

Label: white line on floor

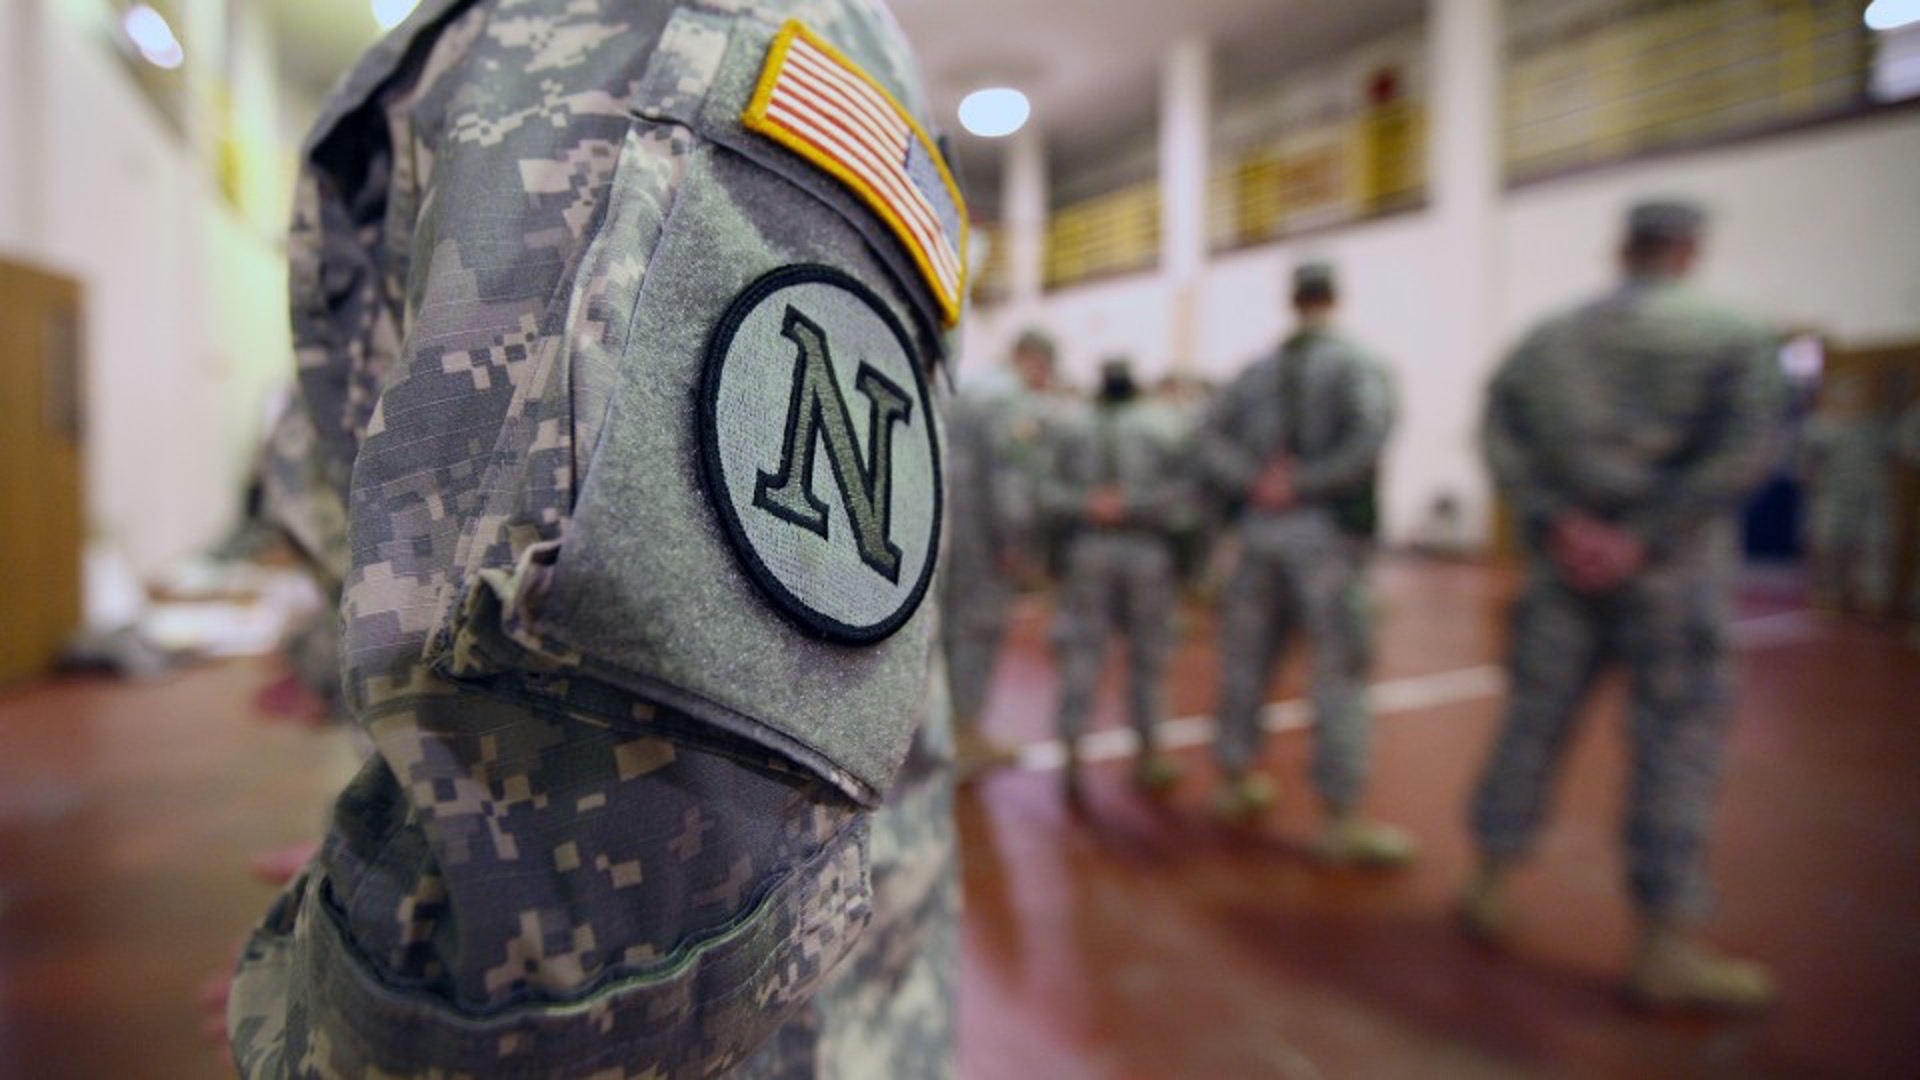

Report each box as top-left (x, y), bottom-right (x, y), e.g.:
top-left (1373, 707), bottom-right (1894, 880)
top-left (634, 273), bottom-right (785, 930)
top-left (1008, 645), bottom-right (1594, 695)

top-left (1729, 609), bottom-right (1825, 648)
top-left (1013, 665), bottom-right (1507, 772)
top-left (1009, 609), bottom-right (1815, 774)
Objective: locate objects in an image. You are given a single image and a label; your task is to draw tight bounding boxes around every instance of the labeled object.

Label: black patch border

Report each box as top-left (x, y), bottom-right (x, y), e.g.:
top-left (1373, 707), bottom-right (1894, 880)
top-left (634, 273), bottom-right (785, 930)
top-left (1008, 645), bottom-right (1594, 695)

top-left (700, 263), bottom-right (943, 646)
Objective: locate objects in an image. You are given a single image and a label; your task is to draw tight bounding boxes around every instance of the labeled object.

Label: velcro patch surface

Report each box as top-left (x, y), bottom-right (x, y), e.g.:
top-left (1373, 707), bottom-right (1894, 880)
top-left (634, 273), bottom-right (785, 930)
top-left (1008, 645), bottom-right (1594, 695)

top-left (743, 21), bottom-right (968, 327)
top-left (701, 264), bottom-right (942, 644)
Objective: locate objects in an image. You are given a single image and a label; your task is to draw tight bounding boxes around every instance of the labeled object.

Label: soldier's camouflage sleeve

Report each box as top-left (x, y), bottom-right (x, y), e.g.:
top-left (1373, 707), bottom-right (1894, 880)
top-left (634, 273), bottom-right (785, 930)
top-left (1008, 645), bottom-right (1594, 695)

top-left (1618, 316), bottom-right (1784, 551)
top-left (987, 390), bottom-right (1054, 550)
top-left (1483, 288), bottom-right (1785, 554)
top-left (1289, 339), bottom-right (1394, 500)
top-left (1115, 405), bottom-right (1193, 532)
top-left (1480, 330), bottom-right (1575, 537)
top-left (947, 392), bottom-right (1012, 558)
top-left (1898, 405), bottom-right (1920, 466)
top-left (229, 0), bottom-right (960, 1076)
top-left (261, 393), bottom-right (349, 589)
top-left (1193, 359), bottom-right (1275, 501)
top-left (1033, 404), bottom-right (1094, 527)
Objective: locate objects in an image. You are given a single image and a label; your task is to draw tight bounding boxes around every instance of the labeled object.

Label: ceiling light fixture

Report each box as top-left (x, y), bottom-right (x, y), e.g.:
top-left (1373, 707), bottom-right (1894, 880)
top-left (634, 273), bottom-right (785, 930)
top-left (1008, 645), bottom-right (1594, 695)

top-left (1866, 0), bottom-right (1920, 30)
top-left (372, 0), bottom-right (422, 32)
top-left (122, 4), bottom-right (184, 70)
top-left (958, 88), bottom-right (1031, 138)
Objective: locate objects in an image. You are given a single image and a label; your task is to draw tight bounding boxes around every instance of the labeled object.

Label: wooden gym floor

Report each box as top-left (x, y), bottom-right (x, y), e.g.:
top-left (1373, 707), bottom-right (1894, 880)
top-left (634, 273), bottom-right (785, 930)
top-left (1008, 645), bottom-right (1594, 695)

top-left (0, 557), bottom-right (1913, 1078)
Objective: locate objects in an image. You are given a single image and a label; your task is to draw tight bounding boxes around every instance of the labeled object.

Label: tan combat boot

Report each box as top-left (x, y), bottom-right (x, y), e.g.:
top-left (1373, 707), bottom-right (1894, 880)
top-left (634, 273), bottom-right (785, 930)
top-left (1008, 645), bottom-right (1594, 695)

top-left (1062, 738), bottom-right (1086, 807)
top-left (1626, 921), bottom-right (1775, 1012)
top-left (1313, 811), bottom-right (1416, 867)
top-left (1456, 859), bottom-right (1518, 946)
top-left (1131, 736), bottom-right (1181, 797)
top-left (954, 722), bottom-right (1018, 780)
top-left (1210, 771), bottom-right (1278, 826)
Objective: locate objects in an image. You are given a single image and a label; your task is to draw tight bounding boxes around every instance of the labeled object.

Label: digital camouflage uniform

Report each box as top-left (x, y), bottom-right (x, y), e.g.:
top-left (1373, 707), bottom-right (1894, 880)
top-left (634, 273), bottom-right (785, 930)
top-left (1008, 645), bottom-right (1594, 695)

top-left (261, 400), bottom-right (351, 715)
top-left (1040, 394), bottom-right (1189, 750)
top-left (1471, 277), bottom-right (1783, 918)
top-left (1900, 403), bottom-right (1920, 618)
top-left (1799, 410), bottom-right (1896, 609)
top-left (1197, 329), bottom-right (1395, 808)
top-left (940, 374), bottom-right (1046, 727)
top-left (228, 1), bottom-right (962, 1075)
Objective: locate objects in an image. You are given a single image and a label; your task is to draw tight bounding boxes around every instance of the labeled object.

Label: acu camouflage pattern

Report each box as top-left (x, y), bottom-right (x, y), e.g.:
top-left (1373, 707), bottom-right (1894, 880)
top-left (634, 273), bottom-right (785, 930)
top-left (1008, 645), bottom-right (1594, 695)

top-left (230, 1), bottom-right (958, 1075)
top-left (1901, 402), bottom-right (1920, 616)
top-left (1038, 396), bottom-right (1190, 745)
top-left (1196, 329), bottom-right (1394, 804)
top-left (1798, 405), bottom-right (1896, 607)
top-left (261, 400), bottom-right (351, 714)
top-left (939, 374), bottom-right (1050, 724)
top-left (1470, 277), bottom-right (1784, 917)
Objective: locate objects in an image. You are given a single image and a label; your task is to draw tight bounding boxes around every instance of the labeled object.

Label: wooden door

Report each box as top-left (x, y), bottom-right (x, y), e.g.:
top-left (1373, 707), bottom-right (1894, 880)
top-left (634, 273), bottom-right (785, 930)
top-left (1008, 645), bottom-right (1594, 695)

top-left (0, 259), bottom-right (85, 686)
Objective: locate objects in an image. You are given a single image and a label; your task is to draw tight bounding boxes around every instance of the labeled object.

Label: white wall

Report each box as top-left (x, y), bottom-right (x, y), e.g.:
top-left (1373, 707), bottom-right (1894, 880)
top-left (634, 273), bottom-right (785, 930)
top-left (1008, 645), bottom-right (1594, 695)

top-left (4, 1), bottom-right (295, 577)
top-left (966, 108), bottom-right (1920, 547)
top-left (1499, 111), bottom-right (1920, 348)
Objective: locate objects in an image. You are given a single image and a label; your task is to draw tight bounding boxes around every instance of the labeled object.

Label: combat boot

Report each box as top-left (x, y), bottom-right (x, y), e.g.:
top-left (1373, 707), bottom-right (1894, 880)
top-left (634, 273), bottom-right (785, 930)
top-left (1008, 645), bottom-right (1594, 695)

top-left (1131, 753), bottom-right (1182, 797)
top-left (1456, 860), bottom-right (1518, 945)
top-left (1626, 922), bottom-right (1774, 1012)
top-left (1313, 812), bottom-right (1415, 867)
top-left (954, 723), bottom-right (1018, 779)
top-left (1210, 772), bottom-right (1278, 826)
top-left (1062, 738), bottom-right (1086, 806)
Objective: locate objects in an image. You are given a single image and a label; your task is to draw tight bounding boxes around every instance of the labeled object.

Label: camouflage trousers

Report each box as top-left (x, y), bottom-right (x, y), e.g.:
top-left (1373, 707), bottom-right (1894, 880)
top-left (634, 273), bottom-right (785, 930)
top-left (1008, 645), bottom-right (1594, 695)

top-left (1470, 562), bottom-right (1734, 917)
top-left (1051, 531), bottom-right (1176, 745)
top-left (1215, 510), bottom-right (1372, 807)
top-left (941, 552), bottom-right (1015, 726)
top-left (1807, 484), bottom-right (1893, 608)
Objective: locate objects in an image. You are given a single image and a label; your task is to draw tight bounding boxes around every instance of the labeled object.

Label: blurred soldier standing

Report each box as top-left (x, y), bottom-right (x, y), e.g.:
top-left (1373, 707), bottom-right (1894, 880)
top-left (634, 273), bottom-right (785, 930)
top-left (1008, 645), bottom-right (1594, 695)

top-left (228, 1), bottom-right (964, 1075)
top-left (1899, 399), bottom-right (1920, 625)
top-left (1798, 375), bottom-right (1895, 612)
top-left (943, 330), bottom-right (1057, 774)
top-left (1463, 200), bottom-right (1784, 1012)
top-left (1041, 358), bottom-right (1188, 799)
top-left (1196, 263), bottom-right (1410, 865)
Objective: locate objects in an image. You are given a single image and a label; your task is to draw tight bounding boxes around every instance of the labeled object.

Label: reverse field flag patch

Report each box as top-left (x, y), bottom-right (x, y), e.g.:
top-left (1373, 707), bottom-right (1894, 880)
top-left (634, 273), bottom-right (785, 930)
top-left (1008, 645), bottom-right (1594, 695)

top-left (744, 20), bottom-right (968, 327)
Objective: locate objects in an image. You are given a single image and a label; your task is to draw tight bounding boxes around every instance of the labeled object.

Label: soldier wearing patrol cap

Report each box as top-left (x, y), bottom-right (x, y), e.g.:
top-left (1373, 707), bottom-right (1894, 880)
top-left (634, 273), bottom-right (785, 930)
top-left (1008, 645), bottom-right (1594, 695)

top-left (1194, 261), bottom-right (1409, 865)
top-left (227, 1), bottom-right (966, 1075)
top-left (1463, 198), bottom-right (1784, 1012)
top-left (943, 328), bottom-right (1058, 775)
top-left (1039, 356), bottom-right (1188, 799)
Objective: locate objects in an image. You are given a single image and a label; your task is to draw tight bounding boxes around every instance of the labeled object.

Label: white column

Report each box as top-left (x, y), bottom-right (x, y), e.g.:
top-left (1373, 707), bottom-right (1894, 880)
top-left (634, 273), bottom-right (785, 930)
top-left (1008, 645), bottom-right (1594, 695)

top-left (0, 0), bottom-right (49, 255)
top-left (1427, 0), bottom-right (1503, 546)
top-left (1000, 124), bottom-right (1048, 325)
top-left (1159, 35), bottom-right (1211, 373)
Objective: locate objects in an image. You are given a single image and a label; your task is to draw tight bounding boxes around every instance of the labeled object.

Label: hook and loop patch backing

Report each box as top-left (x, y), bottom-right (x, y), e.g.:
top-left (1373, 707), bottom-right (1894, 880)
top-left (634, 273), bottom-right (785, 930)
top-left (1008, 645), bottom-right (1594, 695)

top-left (701, 264), bottom-right (941, 644)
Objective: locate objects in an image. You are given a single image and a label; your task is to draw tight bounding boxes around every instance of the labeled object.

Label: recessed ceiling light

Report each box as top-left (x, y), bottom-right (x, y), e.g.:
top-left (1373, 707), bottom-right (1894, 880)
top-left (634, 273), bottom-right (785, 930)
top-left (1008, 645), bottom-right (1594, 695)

top-left (122, 4), bottom-right (184, 70)
top-left (958, 88), bottom-right (1031, 138)
top-left (372, 0), bottom-right (422, 32)
top-left (1867, 0), bottom-right (1920, 30)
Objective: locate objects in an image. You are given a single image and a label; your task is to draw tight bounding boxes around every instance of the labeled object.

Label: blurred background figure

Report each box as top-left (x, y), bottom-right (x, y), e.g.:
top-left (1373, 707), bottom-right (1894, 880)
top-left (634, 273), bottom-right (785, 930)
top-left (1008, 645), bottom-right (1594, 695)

top-left (1039, 356), bottom-right (1188, 801)
top-left (1798, 373), bottom-right (1897, 613)
top-left (1901, 395), bottom-right (1920, 627)
top-left (1195, 261), bottom-right (1410, 865)
top-left (1465, 199), bottom-right (1784, 1012)
top-left (945, 328), bottom-right (1059, 775)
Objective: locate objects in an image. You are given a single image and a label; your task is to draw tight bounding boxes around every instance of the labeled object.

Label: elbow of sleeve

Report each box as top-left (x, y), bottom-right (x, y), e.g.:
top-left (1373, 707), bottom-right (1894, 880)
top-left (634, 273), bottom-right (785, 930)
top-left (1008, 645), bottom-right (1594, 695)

top-left (231, 812), bottom-right (874, 1078)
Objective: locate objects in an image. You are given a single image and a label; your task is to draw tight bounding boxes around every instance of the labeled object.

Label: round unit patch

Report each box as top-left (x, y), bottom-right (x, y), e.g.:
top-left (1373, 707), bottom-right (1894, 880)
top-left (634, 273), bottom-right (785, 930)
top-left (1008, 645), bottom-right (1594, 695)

top-left (700, 264), bottom-right (942, 644)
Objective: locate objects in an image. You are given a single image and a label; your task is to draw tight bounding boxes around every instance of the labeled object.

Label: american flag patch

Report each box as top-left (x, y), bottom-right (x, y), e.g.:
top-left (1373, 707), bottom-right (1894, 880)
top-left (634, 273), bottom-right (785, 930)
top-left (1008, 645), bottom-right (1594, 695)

top-left (744, 21), bottom-right (968, 327)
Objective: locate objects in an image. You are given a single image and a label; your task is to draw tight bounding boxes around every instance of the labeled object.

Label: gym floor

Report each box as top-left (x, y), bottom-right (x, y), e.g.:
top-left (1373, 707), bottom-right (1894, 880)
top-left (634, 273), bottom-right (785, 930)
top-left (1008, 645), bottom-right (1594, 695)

top-left (0, 558), bottom-right (1913, 1078)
